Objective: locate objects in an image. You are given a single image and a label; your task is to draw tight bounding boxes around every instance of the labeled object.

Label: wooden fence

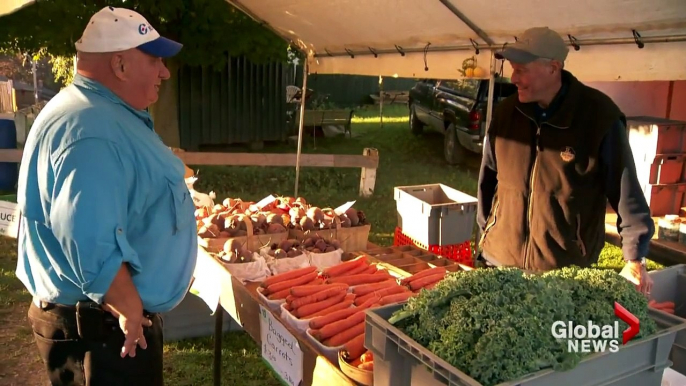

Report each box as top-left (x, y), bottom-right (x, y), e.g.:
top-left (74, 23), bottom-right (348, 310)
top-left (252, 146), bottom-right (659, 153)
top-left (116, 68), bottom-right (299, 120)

top-left (0, 148), bottom-right (380, 197)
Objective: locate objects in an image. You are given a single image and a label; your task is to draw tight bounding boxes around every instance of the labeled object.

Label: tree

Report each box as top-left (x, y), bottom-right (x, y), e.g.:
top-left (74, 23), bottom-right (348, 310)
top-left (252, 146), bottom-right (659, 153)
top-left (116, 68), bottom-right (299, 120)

top-left (0, 0), bottom-right (291, 73)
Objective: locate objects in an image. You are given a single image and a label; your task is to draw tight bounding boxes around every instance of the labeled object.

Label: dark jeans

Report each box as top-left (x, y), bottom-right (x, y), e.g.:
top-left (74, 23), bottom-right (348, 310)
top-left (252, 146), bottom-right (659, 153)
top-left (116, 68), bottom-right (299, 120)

top-left (27, 301), bottom-right (164, 386)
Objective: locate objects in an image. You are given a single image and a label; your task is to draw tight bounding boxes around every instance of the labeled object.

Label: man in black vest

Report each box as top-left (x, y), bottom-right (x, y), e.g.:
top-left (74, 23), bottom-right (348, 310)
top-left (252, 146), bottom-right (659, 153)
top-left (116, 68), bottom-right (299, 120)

top-left (476, 27), bottom-right (654, 295)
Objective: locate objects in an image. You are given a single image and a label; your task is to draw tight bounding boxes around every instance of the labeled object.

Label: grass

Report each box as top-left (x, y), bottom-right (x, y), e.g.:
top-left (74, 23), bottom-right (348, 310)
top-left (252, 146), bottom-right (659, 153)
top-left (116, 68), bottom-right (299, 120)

top-left (0, 103), bottom-right (665, 384)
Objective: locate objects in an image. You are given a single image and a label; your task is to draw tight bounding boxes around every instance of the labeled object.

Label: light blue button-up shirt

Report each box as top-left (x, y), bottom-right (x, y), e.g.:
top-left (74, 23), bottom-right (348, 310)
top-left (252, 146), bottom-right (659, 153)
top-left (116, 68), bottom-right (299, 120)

top-left (15, 74), bottom-right (197, 313)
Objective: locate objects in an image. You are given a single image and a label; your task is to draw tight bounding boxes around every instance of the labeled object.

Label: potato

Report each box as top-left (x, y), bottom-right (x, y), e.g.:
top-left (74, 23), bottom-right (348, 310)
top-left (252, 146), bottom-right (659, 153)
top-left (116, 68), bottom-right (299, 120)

top-left (307, 207), bottom-right (325, 223)
top-left (279, 239), bottom-right (295, 251)
top-left (345, 208), bottom-right (359, 226)
top-left (339, 214), bottom-right (351, 228)
top-left (324, 246), bottom-right (336, 253)
top-left (267, 213), bottom-right (284, 226)
top-left (314, 239), bottom-right (328, 252)
top-left (287, 249), bottom-right (301, 258)
top-left (300, 217), bottom-right (315, 231)
top-left (330, 239), bottom-right (341, 250)
top-left (224, 239), bottom-right (243, 255)
top-left (267, 223), bottom-right (287, 234)
top-left (273, 249), bottom-right (288, 259)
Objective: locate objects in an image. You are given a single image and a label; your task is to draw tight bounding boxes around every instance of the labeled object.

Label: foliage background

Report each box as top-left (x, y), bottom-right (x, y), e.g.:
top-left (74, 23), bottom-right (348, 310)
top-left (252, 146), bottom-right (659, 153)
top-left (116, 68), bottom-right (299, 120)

top-left (0, 0), bottom-right (292, 87)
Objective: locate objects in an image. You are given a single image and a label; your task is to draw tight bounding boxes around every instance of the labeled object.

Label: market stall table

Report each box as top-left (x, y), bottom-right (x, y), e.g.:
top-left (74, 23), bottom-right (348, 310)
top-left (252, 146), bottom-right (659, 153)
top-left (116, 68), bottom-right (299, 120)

top-left (193, 241), bottom-right (383, 386)
top-left (605, 211), bottom-right (686, 266)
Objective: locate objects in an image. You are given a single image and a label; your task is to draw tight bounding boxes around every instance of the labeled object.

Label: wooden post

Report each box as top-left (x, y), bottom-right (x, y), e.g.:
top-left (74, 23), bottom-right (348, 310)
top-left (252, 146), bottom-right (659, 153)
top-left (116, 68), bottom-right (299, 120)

top-left (378, 76), bottom-right (384, 129)
top-left (359, 148), bottom-right (378, 197)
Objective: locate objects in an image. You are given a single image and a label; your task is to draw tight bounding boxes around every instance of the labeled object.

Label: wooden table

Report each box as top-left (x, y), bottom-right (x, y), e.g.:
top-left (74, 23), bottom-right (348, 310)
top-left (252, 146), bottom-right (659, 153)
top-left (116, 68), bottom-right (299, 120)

top-left (605, 212), bottom-right (686, 266)
top-left (205, 242), bottom-right (382, 386)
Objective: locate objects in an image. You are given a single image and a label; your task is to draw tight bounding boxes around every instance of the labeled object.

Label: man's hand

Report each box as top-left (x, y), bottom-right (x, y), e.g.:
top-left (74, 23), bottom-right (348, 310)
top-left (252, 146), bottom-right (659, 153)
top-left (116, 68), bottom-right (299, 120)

top-left (620, 259), bottom-right (653, 296)
top-left (102, 304), bottom-right (152, 358)
top-left (103, 264), bottom-right (151, 358)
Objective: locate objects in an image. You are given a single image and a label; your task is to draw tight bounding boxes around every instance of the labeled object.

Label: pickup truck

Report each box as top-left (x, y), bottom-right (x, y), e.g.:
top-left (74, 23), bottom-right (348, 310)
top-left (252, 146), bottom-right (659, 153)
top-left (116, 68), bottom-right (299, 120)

top-left (408, 77), bottom-right (517, 164)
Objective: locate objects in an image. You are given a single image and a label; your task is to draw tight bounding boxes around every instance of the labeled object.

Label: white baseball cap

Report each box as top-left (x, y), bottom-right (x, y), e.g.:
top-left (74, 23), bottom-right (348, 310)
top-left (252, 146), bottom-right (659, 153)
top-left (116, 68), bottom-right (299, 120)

top-left (75, 6), bottom-right (182, 58)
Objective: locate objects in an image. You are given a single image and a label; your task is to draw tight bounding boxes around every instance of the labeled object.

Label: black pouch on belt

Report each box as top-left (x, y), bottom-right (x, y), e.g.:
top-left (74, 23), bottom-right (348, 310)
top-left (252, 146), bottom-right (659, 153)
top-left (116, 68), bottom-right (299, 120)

top-left (75, 301), bottom-right (111, 341)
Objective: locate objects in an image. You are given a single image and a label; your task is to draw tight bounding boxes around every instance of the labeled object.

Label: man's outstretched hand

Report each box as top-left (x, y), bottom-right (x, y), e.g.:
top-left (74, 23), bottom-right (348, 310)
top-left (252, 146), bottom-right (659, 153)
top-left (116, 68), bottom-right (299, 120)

top-left (620, 260), bottom-right (653, 296)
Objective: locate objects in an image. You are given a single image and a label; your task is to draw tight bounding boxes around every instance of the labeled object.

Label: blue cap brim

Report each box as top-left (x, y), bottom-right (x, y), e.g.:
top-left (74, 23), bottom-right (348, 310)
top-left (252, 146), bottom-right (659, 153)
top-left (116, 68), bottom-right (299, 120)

top-left (137, 36), bottom-right (182, 58)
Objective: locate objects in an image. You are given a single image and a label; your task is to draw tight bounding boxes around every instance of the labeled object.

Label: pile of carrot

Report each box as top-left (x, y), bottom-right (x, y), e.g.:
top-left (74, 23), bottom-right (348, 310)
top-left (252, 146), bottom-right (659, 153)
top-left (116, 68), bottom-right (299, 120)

top-left (352, 279), bottom-right (415, 306)
top-left (283, 282), bottom-right (356, 319)
top-left (649, 299), bottom-right (675, 314)
top-left (308, 296), bottom-right (379, 348)
top-left (322, 255), bottom-right (400, 288)
top-left (346, 350), bottom-right (374, 371)
top-left (260, 266), bottom-right (323, 300)
top-left (400, 266), bottom-right (447, 292)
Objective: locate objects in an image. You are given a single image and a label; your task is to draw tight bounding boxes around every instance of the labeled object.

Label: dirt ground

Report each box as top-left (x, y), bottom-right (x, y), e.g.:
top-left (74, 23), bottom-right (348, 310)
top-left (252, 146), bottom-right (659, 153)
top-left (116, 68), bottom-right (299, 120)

top-left (0, 303), bottom-right (48, 386)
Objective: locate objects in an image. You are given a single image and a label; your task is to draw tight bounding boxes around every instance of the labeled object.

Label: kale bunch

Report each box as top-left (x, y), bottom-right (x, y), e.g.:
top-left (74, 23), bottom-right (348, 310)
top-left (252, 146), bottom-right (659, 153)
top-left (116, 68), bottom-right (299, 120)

top-left (389, 266), bottom-right (657, 386)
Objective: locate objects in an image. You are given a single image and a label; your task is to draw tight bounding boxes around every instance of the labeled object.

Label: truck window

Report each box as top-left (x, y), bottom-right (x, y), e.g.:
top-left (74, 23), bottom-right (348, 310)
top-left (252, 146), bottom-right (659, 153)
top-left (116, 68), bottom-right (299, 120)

top-left (437, 79), bottom-right (480, 99)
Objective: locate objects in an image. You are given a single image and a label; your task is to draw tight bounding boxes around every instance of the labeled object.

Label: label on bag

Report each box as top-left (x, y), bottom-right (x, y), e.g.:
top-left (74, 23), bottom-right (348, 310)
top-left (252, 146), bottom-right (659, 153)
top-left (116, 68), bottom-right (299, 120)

top-left (0, 201), bottom-right (20, 238)
top-left (259, 305), bottom-right (303, 386)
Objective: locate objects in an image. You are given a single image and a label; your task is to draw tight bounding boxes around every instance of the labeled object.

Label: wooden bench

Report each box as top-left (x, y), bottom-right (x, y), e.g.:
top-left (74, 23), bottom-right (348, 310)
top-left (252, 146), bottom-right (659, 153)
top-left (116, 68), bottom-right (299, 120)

top-left (302, 109), bottom-right (355, 137)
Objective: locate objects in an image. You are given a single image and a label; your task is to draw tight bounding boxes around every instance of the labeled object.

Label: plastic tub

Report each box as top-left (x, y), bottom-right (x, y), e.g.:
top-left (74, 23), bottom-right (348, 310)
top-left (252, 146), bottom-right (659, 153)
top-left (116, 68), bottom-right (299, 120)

top-left (365, 303), bottom-right (686, 386)
top-left (649, 265), bottom-right (686, 376)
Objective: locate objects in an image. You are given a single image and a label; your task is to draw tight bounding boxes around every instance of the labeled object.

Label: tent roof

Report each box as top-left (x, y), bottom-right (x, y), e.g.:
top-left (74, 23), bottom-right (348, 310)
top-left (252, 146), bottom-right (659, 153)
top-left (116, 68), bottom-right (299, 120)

top-left (0, 0), bottom-right (34, 17)
top-left (229, 0), bottom-right (686, 81)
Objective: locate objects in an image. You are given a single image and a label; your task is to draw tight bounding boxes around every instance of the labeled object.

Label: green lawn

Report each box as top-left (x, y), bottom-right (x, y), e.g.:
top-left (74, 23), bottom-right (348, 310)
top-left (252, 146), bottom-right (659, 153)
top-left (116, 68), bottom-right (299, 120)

top-left (0, 103), bottom-right (663, 384)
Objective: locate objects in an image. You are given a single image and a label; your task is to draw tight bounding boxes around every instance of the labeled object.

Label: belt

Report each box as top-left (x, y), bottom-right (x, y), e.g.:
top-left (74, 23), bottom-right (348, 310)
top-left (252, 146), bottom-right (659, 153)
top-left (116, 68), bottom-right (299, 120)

top-left (32, 297), bottom-right (159, 317)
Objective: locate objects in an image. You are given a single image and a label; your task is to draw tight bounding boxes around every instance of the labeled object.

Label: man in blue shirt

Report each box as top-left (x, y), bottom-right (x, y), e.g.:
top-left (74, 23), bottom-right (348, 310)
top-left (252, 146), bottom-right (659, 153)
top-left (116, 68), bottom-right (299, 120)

top-left (16, 7), bottom-right (197, 385)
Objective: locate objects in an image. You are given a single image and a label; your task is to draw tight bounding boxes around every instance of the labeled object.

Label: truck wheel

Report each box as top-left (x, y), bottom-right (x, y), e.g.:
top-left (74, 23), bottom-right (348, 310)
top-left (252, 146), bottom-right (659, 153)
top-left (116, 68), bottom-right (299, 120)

top-left (409, 105), bottom-right (423, 135)
top-left (444, 124), bottom-right (466, 165)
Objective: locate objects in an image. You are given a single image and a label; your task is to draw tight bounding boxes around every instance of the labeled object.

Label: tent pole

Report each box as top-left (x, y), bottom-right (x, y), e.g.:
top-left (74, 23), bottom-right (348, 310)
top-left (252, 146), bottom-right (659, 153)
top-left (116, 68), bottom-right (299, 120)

top-left (294, 59), bottom-right (308, 197)
top-left (314, 34), bottom-right (686, 58)
top-left (485, 52), bottom-right (496, 133)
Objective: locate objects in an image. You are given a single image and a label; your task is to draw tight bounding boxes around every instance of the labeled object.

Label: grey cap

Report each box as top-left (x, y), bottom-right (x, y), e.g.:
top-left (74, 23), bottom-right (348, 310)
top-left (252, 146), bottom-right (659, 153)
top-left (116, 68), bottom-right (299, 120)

top-left (495, 27), bottom-right (569, 63)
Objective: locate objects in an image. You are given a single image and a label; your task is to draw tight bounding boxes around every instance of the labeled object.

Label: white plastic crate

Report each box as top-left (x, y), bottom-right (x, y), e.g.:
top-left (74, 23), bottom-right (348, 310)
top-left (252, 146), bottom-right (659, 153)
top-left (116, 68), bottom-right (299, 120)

top-left (394, 183), bottom-right (477, 247)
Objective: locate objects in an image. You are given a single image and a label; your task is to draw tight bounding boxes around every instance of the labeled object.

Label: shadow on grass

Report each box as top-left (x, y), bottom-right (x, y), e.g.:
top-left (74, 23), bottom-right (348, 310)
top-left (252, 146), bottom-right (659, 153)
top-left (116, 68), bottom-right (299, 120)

top-left (163, 331), bottom-right (282, 386)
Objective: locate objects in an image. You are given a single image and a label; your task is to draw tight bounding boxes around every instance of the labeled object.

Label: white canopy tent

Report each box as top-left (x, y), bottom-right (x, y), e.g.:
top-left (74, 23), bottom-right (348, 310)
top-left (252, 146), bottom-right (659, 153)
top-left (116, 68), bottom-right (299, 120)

top-left (4, 0), bottom-right (686, 194)
top-left (225, 0), bottom-right (686, 194)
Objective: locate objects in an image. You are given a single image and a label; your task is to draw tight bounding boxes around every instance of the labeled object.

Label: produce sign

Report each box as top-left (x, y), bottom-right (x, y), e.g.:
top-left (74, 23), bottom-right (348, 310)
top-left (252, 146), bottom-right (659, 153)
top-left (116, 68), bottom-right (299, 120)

top-left (387, 267), bottom-right (658, 386)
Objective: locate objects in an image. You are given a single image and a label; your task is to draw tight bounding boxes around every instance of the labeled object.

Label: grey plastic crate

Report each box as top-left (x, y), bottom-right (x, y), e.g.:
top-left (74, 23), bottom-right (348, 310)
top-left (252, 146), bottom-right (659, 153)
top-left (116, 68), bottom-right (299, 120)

top-left (365, 303), bottom-right (686, 386)
top-left (394, 184), bottom-right (477, 247)
top-left (649, 264), bottom-right (686, 375)
top-left (161, 292), bottom-right (238, 342)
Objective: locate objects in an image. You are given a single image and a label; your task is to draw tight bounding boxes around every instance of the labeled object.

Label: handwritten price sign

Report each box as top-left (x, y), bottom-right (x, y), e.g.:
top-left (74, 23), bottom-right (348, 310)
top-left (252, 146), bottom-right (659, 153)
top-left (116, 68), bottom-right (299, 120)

top-left (259, 305), bottom-right (303, 386)
top-left (0, 201), bottom-right (20, 238)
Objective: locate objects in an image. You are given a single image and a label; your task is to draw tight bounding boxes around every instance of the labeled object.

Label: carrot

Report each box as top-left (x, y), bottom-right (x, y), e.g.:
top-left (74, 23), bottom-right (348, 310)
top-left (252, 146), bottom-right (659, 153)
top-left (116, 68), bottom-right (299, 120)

top-left (352, 279), bottom-right (397, 296)
top-left (324, 321), bottom-right (365, 347)
top-left (342, 333), bottom-right (366, 362)
top-left (655, 301), bottom-right (676, 309)
top-left (307, 278), bottom-right (325, 285)
top-left (267, 288), bottom-right (290, 300)
top-left (266, 271), bottom-right (318, 294)
top-left (356, 294), bottom-right (382, 310)
top-left (400, 267), bottom-right (447, 285)
top-left (322, 256), bottom-right (367, 278)
top-left (423, 281), bottom-right (440, 290)
top-left (661, 307), bottom-right (675, 314)
top-left (358, 361), bottom-right (374, 371)
top-left (284, 303), bottom-right (292, 311)
top-left (355, 285), bottom-right (407, 305)
top-left (327, 274), bottom-right (392, 286)
top-left (309, 304), bottom-right (360, 329)
top-left (379, 291), bottom-right (415, 305)
top-left (335, 262), bottom-right (370, 277)
top-left (290, 286), bottom-right (347, 309)
top-left (313, 310), bottom-right (366, 341)
top-left (648, 299), bottom-right (657, 307)
top-left (408, 273), bottom-right (445, 291)
top-left (294, 292), bottom-right (348, 319)
top-left (307, 294), bottom-right (355, 319)
top-left (360, 264), bottom-right (378, 274)
top-left (260, 266), bottom-right (317, 288)
top-left (360, 351), bottom-right (373, 363)
top-left (290, 283), bottom-right (347, 297)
